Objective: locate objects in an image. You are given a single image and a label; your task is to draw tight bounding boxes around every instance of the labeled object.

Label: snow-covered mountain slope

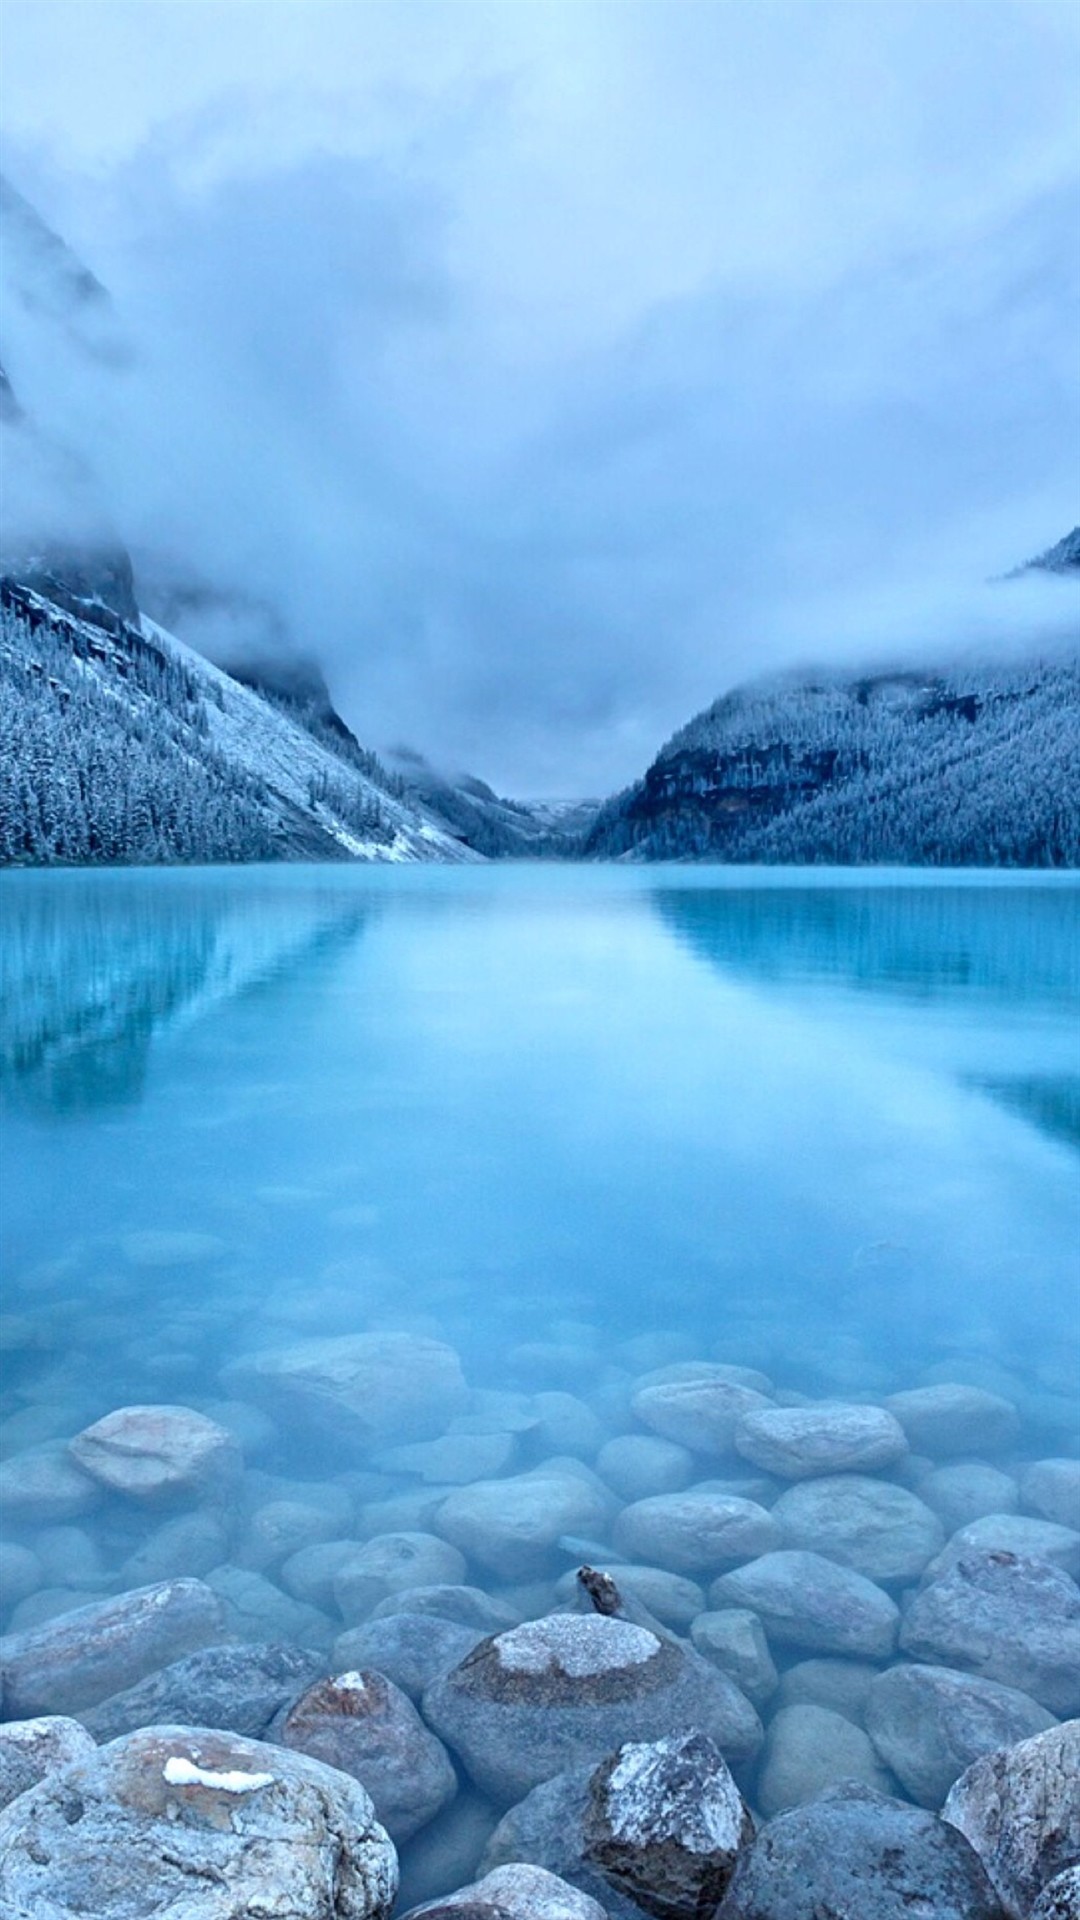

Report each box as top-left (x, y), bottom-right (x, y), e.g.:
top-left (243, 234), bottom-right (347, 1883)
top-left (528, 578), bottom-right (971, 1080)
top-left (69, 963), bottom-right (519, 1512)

top-left (584, 648), bottom-right (1080, 867)
top-left (387, 747), bottom-right (599, 857)
top-left (0, 584), bottom-right (480, 865)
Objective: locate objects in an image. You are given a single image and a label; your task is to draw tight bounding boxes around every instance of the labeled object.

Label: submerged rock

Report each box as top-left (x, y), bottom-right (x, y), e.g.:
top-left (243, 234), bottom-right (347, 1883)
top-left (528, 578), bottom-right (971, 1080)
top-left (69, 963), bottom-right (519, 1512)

top-left (402, 1861), bottom-right (610, 1918)
top-left (864, 1663), bottom-right (1057, 1810)
top-left (0, 1716), bottom-right (96, 1810)
top-left (278, 1669), bottom-right (457, 1844)
top-left (612, 1490), bottom-right (780, 1576)
top-left (883, 1385), bottom-right (1019, 1458)
top-left (371, 1584), bottom-right (518, 1632)
top-left (899, 1550), bottom-right (1080, 1714)
top-left (771, 1474), bottom-right (944, 1582)
top-left (582, 1730), bottom-right (754, 1918)
top-left (942, 1721), bottom-right (1080, 1918)
top-left (1021, 1459), bottom-right (1080, 1532)
top-left (710, 1549), bottom-right (899, 1658)
top-left (81, 1641), bottom-right (325, 1742)
top-left (924, 1513), bottom-right (1080, 1582)
top-left (773, 1656), bottom-right (880, 1721)
top-left (68, 1403), bottom-right (240, 1503)
top-left (0, 1442), bottom-right (101, 1523)
top-left (0, 1723), bottom-right (398, 1917)
top-left (596, 1435), bottom-right (694, 1502)
top-left (422, 1611), bottom-right (761, 1805)
top-left (920, 1463), bottom-right (1020, 1535)
top-left (434, 1472), bottom-right (615, 1581)
top-left (757, 1704), bottom-right (895, 1815)
top-left (734, 1403), bottom-right (908, 1479)
top-left (333, 1614), bottom-right (483, 1701)
top-left (715, 1782), bottom-right (1006, 1919)
top-left (222, 1331), bottom-right (469, 1450)
top-left (206, 1563), bottom-right (335, 1648)
top-left (689, 1610), bottom-right (779, 1706)
top-left (630, 1378), bottom-right (771, 1455)
top-left (0, 1578), bottom-right (225, 1717)
top-left (334, 1533), bottom-right (468, 1623)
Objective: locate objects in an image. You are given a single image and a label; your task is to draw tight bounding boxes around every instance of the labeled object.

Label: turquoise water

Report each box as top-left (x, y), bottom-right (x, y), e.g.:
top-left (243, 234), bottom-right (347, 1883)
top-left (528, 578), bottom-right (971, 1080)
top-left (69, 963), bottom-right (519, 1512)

top-left (2, 866), bottom-right (1078, 1426)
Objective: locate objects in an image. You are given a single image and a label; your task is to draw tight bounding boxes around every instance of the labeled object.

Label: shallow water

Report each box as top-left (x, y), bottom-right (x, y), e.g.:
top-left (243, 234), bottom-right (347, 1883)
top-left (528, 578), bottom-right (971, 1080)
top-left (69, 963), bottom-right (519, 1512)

top-left (1, 865), bottom-right (1078, 1894)
top-left (3, 866), bottom-right (1077, 1400)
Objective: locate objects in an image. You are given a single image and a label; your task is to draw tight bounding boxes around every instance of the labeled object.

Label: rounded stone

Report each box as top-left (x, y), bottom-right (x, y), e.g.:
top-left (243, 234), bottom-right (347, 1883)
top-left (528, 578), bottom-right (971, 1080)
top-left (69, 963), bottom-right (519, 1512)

top-left (690, 1610), bottom-right (779, 1707)
top-left (715, 1782), bottom-right (1006, 1919)
top-left (422, 1612), bottom-right (762, 1806)
top-left (883, 1386), bottom-right (1020, 1458)
top-left (0, 1578), bottom-right (226, 1718)
top-left (596, 1435), bottom-right (694, 1502)
top-left (612, 1492), bottom-right (780, 1575)
top-left (120, 1511), bottom-right (232, 1585)
top-left (0, 1716), bottom-right (96, 1811)
top-left (334, 1532), bottom-right (468, 1623)
top-left (434, 1473), bottom-right (614, 1581)
top-left (279, 1669), bottom-right (457, 1844)
top-left (402, 1861), bottom-right (610, 1918)
top-left (81, 1641), bottom-right (325, 1744)
top-left (0, 1723), bottom-right (398, 1917)
top-left (0, 1542), bottom-right (43, 1614)
top-left (865, 1663), bottom-right (1057, 1809)
top-left (942, 1721), bottom-right (1080, 1919)
top-left (332, 1614), bottom-right (484, 1701)
top-left (774, 1657), bottom-right (880, 1721)
top-left (371, 1585), bottom-right (519, 1632)
top-left (925, 1514), bottom-right (1080, 1583)
top-left (631, 1379), bottom-right (771, 1455)
top-left (710, 1550), bottom-right (899, 1659)
top-left (222, 1331), bottom-right (469, 1450)
top-left (771, 1475), bottom-right (945, 1583)
top-left (899, 1550), bottom-right (1080, 1715)
top-left (68, 1404), bottom-right (240, 1503)
top-left (734, 1403), bottom-right (908, 1479)
top-left (757, 1705), bottom-right (896, 1817)
top-left (0, 1443), bottom-right (101, 1523)
top-left (920, 1464), bottom-right (1020, 1534)
top-left (1021, 1460), bottom-right (1080, 1532)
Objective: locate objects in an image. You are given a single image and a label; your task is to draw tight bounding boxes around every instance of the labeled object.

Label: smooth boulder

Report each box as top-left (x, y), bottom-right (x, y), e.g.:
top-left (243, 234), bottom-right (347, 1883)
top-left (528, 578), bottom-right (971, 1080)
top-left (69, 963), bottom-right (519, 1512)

top-left (68, 1403), bottom-right (240, 1503)
top-left (865, 1663), bottom-right (1057, 1809)
top-left (0, 1578), bottom-right (225, 1717)
top-left (0, 1723), bottom-right (398, 1917)
top-left (756, 1704), bottom-right (895, 1816)
top-left (900, 1551), bottom-right (1080, 1714)
top-left (434, 1472), bottom-right (614, 1581)
top-left (82, 1641), bottom-right (325, 1742)
top-left (222, 1331), bottom-right (468, 1449)
top-left (710, 1550), bottom-right (899, 1658)
top-left (403, 1861), bottom-right (610, 1918)
top-left (613, 1492), bottom-right (780, 1575)
top-left (278, 1669), bottom-right (457, 1843)
top-left (422, 1612), bottom-right (761, 1806)
top-left (715, 1782), bottom-right (1006, 1919)
top-left (734, 1403), bottom-right (908, 1479)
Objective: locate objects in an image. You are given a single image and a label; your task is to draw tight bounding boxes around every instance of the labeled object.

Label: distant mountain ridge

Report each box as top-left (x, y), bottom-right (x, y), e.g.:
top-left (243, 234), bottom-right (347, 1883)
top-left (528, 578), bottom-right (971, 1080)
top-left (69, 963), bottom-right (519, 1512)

top-left (584, 632), bottom-right (1080, 867)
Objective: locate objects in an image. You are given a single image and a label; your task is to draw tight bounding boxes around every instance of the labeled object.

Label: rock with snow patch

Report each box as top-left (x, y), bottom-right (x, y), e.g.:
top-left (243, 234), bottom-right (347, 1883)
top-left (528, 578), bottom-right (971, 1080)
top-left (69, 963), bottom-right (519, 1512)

top-left (582, 1730), bottom-right (754, 1918)
top-left (422, 1612), bottom-right (761, 1806)
top-left (402, 1861), bottom-right (610, 1918)
top-left (0, 1722), bottom-right (397, 1917)
top-left (278, 1668), bottom-right (457, 1844)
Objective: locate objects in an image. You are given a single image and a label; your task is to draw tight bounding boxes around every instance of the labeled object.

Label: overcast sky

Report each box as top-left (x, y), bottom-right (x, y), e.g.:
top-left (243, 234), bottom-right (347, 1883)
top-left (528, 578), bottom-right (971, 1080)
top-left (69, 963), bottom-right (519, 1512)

top-left (2, 1), bottom-right (1078, 793)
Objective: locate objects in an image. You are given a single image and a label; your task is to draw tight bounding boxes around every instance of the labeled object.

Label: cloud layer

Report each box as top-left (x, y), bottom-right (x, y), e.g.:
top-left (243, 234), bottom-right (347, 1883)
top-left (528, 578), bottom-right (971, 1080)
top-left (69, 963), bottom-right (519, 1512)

top-left (2, 1), bottom-right (1078, 792)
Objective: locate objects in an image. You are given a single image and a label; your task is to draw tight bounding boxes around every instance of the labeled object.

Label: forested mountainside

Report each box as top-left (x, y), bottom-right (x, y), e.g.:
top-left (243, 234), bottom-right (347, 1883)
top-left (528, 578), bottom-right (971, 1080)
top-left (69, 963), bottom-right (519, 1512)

top-left (583, 647), bottom-right (1080, 867)
top-left (387, 748), bottom-right (599, 858)
top-left (0, 585), bottom-right (477, 866)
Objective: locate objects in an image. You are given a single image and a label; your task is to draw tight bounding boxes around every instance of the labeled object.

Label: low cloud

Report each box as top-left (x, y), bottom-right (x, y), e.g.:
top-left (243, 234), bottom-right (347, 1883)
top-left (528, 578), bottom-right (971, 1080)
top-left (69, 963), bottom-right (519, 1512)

top-left (1, 2), bottom-right (1077, 792)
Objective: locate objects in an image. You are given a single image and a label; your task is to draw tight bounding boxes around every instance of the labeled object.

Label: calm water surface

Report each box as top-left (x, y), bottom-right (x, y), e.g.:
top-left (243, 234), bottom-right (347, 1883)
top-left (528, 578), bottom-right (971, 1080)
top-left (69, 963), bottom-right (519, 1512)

top-left (2, 865), bottom-right (1078, 1415)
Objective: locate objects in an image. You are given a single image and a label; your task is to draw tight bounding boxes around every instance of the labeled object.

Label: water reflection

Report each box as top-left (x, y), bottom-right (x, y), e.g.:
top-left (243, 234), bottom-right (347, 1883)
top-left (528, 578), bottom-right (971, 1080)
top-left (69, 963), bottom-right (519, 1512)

top-left (0, 874), bottom-right (371, 1118)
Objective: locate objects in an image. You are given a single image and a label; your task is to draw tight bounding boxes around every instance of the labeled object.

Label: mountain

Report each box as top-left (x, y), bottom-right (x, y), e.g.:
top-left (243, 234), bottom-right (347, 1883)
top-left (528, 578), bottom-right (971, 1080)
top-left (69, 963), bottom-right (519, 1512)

top-left (584, 581), bottom-right (1080, 868)
top-left (386, 748), bottom-right (599, 858)
top-left (0, 582), bottom-right (479, 865)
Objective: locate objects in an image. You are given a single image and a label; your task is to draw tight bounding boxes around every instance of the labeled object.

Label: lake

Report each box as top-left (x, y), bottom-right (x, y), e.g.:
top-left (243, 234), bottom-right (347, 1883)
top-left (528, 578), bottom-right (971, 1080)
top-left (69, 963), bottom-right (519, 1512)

top-left (1, 865), bottom-right (1078, 1892)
